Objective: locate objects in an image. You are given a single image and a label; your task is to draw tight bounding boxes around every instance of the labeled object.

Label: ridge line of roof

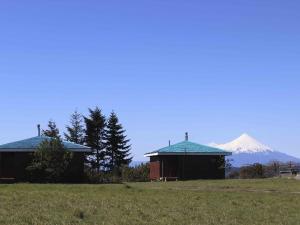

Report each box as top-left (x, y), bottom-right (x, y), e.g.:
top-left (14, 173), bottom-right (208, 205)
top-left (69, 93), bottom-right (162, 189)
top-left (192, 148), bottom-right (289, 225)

top-left (145, 140), bottom-right (231, 156)
top-left (157, 140), bottom-right (229, 151)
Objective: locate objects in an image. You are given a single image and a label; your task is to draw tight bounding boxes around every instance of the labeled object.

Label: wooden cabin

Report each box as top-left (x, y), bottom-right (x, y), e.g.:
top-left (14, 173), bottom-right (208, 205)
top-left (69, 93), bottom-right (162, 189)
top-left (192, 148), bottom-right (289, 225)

top-left (144, 133), bottom-right (232, 180)
top-left (0, 136), bottom-right (90, 182)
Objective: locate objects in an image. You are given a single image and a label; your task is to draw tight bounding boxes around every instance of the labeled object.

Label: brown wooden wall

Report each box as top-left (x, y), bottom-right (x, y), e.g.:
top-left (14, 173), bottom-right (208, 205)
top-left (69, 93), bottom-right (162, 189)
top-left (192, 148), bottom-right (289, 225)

top-left (149, 156), bottom-right (160, 180)
top-left (149, 155), bottom-right (225, 180)
top-left (0, 152), bottom-right (33, 180)
top-left (64, 152), bottom-right (85, 182)
top-left (0, 152), bottom-right (86, 182)
top-left (150, 161), bottom-right (160, 180)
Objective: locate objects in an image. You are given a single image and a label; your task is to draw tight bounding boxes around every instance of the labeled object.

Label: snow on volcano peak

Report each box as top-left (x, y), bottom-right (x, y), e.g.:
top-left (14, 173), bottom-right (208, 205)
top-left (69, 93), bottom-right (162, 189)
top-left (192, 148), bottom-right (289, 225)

top-left (209, 133), bottom-right (300, 166)
top-left (216, 133), bottom-right (273, 154)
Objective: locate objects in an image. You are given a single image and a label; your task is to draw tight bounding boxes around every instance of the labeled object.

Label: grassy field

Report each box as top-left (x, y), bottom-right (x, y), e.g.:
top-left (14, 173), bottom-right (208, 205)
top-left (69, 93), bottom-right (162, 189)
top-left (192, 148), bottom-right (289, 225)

top-left (0, 179), bottom-right (300, 225)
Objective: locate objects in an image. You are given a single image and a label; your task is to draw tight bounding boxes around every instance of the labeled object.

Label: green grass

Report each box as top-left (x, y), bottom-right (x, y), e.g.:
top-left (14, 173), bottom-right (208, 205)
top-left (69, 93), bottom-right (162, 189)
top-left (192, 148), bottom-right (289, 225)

top-left (1, 179), bottom-right (300, 225)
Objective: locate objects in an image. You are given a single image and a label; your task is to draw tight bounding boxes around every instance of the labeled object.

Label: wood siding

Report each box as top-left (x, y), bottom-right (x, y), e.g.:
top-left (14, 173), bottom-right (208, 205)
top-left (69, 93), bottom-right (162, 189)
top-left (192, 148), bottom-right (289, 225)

top-left (0, 152), bottom-right (86, 182)
top-left (149, 155), bottom-right (225, 180)
top-left (150, 156), bottom-right (160, 180)
top-left (150, 161), bottom-right (160, 180)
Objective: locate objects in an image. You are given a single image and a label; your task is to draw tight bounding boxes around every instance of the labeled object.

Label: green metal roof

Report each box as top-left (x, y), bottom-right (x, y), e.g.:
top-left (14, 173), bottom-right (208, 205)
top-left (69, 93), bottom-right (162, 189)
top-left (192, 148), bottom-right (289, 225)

top-left (145, 141), bottom-right (231, 156)
top-left (0, 136), bottom-right (91, 152)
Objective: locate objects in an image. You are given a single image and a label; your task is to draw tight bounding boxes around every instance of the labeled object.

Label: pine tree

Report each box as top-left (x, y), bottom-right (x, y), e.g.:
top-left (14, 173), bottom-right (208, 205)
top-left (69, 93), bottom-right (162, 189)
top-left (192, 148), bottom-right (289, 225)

top-left (84, 107), bottom-right (106, 173)
top-left (64, 110), bottom-right (85, 145)
top-left (105, 112), bottom-right (132, 172)
top-left (42, 120), bottom-right (60, 138)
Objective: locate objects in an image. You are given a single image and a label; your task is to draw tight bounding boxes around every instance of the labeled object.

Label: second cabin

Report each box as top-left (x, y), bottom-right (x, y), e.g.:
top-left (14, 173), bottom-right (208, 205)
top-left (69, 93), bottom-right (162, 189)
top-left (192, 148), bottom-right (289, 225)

top-left (144, 133), bottom-right (232, 181)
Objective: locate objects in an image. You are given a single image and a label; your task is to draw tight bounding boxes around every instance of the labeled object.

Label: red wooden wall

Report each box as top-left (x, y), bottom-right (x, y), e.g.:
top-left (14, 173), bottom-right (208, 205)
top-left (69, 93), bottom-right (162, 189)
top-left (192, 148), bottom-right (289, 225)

top-left (150, 161), bottom-right (160, 180)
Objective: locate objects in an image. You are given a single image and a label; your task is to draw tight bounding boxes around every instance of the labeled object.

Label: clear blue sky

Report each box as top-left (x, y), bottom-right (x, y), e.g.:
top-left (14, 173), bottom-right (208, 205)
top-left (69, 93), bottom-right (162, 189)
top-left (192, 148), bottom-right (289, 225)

top-left (0, 0), bottom-right (299, 160)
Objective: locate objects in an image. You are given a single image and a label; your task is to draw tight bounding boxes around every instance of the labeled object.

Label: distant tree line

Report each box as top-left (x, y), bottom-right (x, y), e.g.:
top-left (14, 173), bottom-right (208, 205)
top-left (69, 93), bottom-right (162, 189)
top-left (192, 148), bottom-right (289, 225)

top-left (27, 107), bottom-right (138, 183)
top-left (227, 161), bottom-right (298, 179)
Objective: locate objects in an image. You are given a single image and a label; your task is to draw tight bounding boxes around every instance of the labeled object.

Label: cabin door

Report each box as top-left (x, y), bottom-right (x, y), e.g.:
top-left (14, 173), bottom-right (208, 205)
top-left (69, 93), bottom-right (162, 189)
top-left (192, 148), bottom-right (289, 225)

top-left (0, 153), bottom-right (15, 178)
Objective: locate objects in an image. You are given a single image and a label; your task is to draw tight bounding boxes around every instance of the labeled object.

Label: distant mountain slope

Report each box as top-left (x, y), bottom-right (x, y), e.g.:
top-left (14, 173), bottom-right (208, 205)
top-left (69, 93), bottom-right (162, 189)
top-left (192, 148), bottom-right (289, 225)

top-left (213, 134), bottom-right (300, 167)
top-left (217, 133), bottom-right (273, 154)
top-left (227, 151), bottom-right (300, 167)
top-left (130, 161), bottom-right (147, 167)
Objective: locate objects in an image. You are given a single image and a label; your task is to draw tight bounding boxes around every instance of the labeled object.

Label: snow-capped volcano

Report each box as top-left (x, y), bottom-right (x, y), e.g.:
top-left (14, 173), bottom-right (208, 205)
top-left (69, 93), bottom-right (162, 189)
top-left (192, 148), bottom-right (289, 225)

top-left (217, 133), bottom-right (273, 154)
top-left (212, 133), bottom-right (300, 167)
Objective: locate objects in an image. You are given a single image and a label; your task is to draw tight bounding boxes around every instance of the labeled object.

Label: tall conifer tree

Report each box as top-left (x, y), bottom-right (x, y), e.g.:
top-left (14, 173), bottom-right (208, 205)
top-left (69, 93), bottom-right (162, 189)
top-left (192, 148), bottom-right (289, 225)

top-left (42, 120), bottom-right (60, 139)
top-left (84, 107), bottom-right (106, 172)
top-left (64, 110), bottom-right (85, 145)
top-left (105, 112), bottom-right (132, 172)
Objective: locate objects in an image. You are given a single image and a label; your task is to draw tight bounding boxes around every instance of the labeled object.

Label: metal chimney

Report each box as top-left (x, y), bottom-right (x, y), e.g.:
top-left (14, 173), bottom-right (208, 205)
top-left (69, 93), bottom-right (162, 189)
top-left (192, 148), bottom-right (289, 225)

top-left (37, 124), bottom-right (41, 136)
top-left (185, 132), bottom-right (188, 141)
top-left (169, 140), bottom-right (171, 146)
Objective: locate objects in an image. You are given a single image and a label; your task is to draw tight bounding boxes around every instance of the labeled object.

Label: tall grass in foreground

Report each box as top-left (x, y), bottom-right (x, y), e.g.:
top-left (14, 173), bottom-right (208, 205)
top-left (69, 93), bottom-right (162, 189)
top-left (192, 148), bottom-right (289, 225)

top-left (0, 179), bottom-right (300, 225)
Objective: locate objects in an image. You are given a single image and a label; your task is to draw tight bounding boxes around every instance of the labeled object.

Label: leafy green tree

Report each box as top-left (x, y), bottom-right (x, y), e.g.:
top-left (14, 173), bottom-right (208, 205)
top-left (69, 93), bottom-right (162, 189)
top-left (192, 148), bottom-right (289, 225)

top-left (105, 112), bottom-right (132, 172)
top-left (64, 110), bottom-right (85, 144)
top-left (42, 120), bottom-right (60, 138)
top-left (26, 138), bottom-right (73, 182)
top-left (84, 107), bottom-right (106, 172)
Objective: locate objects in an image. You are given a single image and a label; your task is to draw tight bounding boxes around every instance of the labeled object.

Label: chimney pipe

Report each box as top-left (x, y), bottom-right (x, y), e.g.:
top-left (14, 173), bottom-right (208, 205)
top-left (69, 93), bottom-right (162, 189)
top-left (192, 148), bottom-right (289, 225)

top-left (169, 140), bottom-right (171, 146)
top-left (37, 124), bottom-right (41, 136)
top-left (185, 132), bottom-right (188, 141)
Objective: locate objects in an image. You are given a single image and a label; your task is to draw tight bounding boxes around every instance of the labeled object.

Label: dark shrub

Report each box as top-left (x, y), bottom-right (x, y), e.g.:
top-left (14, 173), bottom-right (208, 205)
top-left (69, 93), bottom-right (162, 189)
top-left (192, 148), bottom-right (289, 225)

top-left (121, 163), bottom-right (150, 182)
top-left (84, 169), bottom-right (122, 184)
top-left (227, 170), bottom-right (240, 179)
top-left (264, 161), bottom-right (280, 178)
top-left (239, 163), bottom-right (264, 179)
